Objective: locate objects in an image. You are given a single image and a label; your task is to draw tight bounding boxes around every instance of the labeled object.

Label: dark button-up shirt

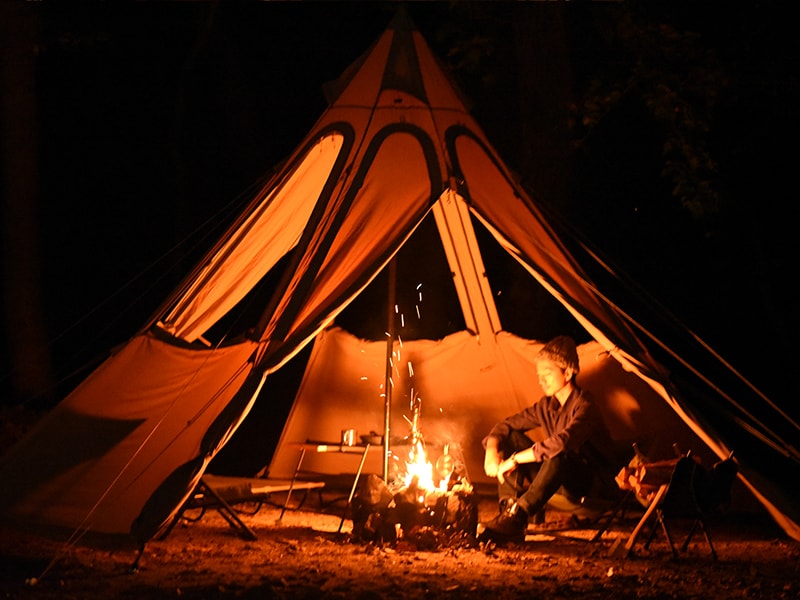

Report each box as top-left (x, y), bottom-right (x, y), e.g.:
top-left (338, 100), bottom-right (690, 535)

top-left (483, 387), bottom-right (607, 461)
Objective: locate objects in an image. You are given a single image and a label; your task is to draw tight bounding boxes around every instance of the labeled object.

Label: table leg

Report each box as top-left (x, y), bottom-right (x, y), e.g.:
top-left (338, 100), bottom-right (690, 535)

top-left (279, 447), bottom-right (307, 521)
top-left (338, 444), bottom-right (371, 532)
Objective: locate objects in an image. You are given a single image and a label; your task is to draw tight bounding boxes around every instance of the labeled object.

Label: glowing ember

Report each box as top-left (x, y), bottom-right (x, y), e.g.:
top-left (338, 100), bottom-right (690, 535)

top-left (390, 393), bottom-right (464, 498)
top-left (385, 290), bottom-right (469, 499)
top-left (348, 281), bottom-right (477, 547)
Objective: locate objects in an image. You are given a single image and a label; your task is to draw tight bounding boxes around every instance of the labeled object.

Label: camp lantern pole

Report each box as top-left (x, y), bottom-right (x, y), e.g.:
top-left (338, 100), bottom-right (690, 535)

top-left (382, 257), bottom-right (397, 481)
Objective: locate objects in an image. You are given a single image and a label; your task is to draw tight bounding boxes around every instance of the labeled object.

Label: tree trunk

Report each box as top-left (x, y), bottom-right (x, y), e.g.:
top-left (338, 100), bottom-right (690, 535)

top-left (1, 2), bottom-right (54, 406)
top-left (512, 4), bottom-right (573, 210)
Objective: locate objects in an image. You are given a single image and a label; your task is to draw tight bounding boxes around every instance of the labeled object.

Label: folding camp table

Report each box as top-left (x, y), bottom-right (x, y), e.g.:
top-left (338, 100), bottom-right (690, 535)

top-left (607, 450), bottom-right (735, 559)
top-left (286, 441), bottom-right (376, 531)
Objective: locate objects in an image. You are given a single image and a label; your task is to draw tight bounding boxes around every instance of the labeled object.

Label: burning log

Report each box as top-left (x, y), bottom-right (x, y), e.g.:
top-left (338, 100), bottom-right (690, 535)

top-left (350, 474), bottom-right (398, 543)
top-left (350, 472), bottom-right (478, 548)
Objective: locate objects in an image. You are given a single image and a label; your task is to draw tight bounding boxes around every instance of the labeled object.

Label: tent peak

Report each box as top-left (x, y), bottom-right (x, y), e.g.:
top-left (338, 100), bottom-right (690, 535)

top-left (324, 4), bottom-right (428, 107)
top-left (387, 4), bottom-right (417, 33)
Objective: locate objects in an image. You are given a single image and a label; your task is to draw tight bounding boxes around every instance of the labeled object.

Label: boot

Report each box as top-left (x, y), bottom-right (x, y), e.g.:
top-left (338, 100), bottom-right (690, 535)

top-left (498, 497), bottom-right (515, 513)
top-left (482, 501), bottom-right (528, 543)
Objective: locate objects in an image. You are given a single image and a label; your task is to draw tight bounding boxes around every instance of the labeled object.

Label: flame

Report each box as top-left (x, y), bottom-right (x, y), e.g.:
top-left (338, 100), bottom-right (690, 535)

top-left (385, 311), bottom-right (464, 498)
top-left (398, 438), bottom-right (452, 502)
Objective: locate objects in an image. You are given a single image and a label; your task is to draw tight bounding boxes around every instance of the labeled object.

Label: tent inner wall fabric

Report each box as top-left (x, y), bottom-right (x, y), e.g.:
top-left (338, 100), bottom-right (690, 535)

top-left (269, 328), bottom-right (708, 486)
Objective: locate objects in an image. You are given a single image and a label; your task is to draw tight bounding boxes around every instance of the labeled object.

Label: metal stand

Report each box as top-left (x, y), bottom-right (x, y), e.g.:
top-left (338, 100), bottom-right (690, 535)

top-left (283, 441), bottom-right (374, 531)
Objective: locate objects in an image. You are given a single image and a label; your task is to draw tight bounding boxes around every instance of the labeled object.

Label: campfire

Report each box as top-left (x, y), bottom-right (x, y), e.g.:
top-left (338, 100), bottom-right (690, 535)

top-left (350, 395), bottom-right (477, 548)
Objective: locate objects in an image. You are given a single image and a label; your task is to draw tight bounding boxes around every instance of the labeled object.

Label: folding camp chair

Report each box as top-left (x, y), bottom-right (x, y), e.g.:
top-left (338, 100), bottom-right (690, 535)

top-left (642, 451), bottom-right (737, 559)
top-left (159, 474), bottom-right (325, 540)
top-left (610, 450), bottom-right (737, 559)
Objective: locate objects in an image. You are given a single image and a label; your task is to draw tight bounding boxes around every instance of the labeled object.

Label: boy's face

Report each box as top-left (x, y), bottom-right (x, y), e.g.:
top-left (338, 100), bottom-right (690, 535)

top-left (536, 359), bottom-right (570, 396)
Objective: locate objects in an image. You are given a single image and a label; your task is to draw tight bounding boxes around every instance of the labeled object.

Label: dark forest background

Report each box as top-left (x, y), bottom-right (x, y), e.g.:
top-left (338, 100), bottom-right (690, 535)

top-left (1, 2), bottom-right (797, 422)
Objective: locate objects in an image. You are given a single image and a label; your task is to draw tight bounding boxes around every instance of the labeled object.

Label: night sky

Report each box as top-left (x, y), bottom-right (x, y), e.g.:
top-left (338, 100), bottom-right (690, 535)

top-left (2, 2), bottom-right (798, 416)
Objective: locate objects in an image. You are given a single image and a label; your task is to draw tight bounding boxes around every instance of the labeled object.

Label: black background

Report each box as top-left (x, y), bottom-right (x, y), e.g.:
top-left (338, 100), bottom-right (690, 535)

top-left (2, 2), bottom-right (798, 417)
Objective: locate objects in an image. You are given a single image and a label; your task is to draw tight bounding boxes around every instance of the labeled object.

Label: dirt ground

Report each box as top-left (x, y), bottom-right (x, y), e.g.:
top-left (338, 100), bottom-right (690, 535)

top-left (2, 482), bottom-right (799, 600)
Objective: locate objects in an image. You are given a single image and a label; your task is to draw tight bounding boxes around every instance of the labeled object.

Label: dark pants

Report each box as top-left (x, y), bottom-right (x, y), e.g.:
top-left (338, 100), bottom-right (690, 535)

top-left (497, 431), bottom-right (595, 517)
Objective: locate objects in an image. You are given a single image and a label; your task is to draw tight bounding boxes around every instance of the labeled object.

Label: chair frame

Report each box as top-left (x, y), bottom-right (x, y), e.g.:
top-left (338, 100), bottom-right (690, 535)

top-left (641, 454), bottom-right (718, 559)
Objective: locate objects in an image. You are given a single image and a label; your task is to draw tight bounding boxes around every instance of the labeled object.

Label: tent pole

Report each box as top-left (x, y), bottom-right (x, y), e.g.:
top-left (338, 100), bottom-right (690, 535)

top-left (383, 257), bottom-right (397, 482)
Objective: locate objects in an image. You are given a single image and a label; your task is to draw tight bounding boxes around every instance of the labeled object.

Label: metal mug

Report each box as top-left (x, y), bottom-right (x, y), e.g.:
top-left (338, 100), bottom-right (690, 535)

top-left (341, 429), bottom-right (357, 446)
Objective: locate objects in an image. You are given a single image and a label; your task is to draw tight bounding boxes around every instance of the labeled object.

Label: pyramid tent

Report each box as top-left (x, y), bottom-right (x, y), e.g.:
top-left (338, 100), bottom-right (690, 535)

top-left (1, 9), bottom-right (798, 548)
